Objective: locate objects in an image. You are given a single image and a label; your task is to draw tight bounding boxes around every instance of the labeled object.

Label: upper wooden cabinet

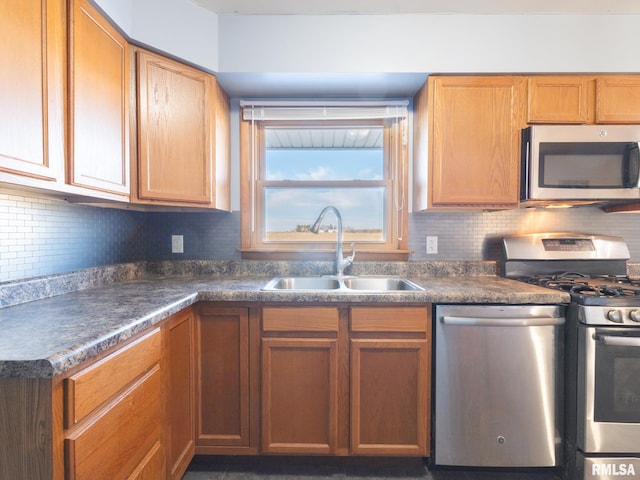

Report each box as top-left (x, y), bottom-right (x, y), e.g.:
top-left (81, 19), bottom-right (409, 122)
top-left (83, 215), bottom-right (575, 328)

top-left (596, 76), bottom-right (640, 124)
top-left (68, 0), bottom-right (130, 196)
top-left (0, 0), bottom-right (65, 182)
top-left (135, 50), bottom-right (231, 209)
top-left (527, 75), bottom-right (640, 124)
top-left (527, 76), bottom-right (593, 124)
top-left (414, 75), bottom-right (525, 210)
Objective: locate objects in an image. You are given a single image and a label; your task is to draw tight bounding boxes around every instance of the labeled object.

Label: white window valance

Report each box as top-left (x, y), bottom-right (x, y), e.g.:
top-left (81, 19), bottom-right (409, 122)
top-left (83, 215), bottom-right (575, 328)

top-left (240, 100), bottom-right (409, 121)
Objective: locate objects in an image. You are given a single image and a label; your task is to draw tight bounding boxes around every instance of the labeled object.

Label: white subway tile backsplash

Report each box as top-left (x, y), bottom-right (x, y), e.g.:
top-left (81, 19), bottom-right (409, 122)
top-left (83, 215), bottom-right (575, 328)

top-left (3, 185), bottom-right (640, 283)
top-left (0, 187), bottom-right (145, 283)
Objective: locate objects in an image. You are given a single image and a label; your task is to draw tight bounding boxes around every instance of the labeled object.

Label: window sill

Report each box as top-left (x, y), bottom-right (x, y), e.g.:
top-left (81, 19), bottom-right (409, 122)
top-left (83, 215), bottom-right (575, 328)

top-left (239, 248), bottom-right (412, 262)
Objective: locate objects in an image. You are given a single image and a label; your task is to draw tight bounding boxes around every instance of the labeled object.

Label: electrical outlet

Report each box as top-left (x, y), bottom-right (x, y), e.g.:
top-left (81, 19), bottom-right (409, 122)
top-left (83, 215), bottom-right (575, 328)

top-left (426, 236), bottom-right (438, 254)
top-left (171, 235), bottom-right (184, 254)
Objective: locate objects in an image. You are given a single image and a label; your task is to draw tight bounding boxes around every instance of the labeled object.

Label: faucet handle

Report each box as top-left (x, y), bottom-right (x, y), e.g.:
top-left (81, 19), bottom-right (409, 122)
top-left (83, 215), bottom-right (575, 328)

top-left (346, 242), bottom-right (356, 264)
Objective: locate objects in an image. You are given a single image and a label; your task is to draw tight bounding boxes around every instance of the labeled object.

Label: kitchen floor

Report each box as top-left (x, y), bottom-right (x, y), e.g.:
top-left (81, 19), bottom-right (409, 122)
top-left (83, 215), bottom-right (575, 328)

top-left (182, 456), bottom-right (562, 480)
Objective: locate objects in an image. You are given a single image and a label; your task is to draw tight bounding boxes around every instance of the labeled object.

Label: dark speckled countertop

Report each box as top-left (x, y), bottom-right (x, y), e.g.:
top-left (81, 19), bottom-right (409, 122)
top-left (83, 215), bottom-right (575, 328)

top-left (0, 261), bottom-right (570, 379)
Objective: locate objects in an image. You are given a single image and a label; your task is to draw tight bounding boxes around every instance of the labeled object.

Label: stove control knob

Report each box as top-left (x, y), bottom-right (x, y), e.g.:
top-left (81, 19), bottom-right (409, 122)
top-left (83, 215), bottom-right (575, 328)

top-left (630, 310), bottom-right (640, 323)
top-left (607, 310), bottom-right (624, 323)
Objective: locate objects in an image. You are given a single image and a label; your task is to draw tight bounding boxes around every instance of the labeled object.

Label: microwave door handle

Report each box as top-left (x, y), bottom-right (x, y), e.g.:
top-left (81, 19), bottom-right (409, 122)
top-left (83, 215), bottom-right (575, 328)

top-left (521, 128), bottom-right (531, 199)
top-left (626, 143), bottom-right (640, 188)
top-left (594, 333), bottom-right (640, 347)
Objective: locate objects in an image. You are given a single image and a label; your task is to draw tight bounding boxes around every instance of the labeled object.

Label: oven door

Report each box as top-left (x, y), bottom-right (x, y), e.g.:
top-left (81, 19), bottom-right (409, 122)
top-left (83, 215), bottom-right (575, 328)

top-left (578, 325), bottom-right (640, 453)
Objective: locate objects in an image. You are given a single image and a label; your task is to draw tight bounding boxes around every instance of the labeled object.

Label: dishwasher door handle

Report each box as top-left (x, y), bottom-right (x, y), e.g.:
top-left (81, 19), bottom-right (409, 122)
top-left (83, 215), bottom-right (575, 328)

top-left (441, 316), bottom-right (565, 327)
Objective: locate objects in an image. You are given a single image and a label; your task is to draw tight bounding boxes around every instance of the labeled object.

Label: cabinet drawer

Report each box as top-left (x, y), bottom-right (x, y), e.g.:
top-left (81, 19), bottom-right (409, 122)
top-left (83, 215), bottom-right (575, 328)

top-left (350, 307), bottom-right (428, 333)
top-left (127, 440), bottom-right (165, 480)
top-left (65, 328), bottom-right (161, 427)
top-left (66, 365), bottom-right (162, 480)
top-left (263, 307), bottom-right (339, 332)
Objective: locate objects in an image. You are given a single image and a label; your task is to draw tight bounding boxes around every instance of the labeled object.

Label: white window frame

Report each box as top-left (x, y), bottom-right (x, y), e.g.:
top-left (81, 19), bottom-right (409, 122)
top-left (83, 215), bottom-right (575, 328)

top-left (239, 101), bottom-right (410, 261)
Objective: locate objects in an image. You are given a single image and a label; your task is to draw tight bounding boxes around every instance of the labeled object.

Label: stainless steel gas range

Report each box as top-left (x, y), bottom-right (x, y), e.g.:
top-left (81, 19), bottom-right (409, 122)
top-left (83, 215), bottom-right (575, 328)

top-left (503, 233), bottom-right (640, 480)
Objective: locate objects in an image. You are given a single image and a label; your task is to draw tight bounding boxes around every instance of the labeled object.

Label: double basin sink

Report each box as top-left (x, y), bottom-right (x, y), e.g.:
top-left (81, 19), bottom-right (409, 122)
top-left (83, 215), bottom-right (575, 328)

top-left (262, 276), bottom-right (425, 292)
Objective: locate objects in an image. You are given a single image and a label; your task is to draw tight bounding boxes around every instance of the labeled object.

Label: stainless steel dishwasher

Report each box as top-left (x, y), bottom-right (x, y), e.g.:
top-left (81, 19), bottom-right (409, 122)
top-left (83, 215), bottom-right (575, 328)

top-left (434, 304), bottom-right (565, 467)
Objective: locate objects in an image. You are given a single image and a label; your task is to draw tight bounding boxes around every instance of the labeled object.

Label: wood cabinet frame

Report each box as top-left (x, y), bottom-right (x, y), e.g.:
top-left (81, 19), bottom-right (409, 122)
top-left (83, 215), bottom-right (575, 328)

top-left (134, 50), bottom-right (231, 209)
top-left (414, 75), bottom-right (525, 210)
top-left (194, 303), bottom-right (260, 454)
top-left (164, 308), bottom-right (196, 480)
top-left (0, 0), bottom-right (66, 183)
top-left (68, 0), bottom-right (130, 196)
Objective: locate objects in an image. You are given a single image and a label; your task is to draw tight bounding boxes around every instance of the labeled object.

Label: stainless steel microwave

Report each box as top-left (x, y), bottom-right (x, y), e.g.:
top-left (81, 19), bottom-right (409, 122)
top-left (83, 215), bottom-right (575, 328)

top-left (520, 125), bottom-right (640, 206)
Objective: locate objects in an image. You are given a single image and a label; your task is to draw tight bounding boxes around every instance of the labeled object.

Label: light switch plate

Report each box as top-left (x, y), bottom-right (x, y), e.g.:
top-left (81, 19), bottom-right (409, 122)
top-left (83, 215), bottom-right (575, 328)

top-left (426, 236), bottom-right (438, 254)
top-left (171, 235), bottom-right (184, 254)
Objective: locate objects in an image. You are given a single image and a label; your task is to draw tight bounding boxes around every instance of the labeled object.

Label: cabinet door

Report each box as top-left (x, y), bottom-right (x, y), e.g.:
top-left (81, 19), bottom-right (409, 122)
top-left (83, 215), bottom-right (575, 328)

top-left (136, 50), bottom-right (213, 205)
top-left (68, 0), bottom-right (130, 195)
top-left (262, 337), bottom-right (339, 454)
top-left (429, 76), bottom-right (524, 208)
top-left (195, 305), bottom-right (258, 453)
top-left (527, 76), bottom-right (592, 124)
top-left (0, 0), bottom-right (65, 182)
top-left (350, 339), bottom-right (429, 455)
top-left (596, 76), bottom-right (640, 124)
top-left (261, 306), bottom-right (341, 454)
top-left (350, 306), bottom-right (431, 456)
top-left (165, 309), bottom-right (195, 480)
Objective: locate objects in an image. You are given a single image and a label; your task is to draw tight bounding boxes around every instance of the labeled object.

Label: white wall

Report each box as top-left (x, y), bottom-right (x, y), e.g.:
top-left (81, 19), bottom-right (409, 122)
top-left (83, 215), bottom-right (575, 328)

top-left (93, 6), bottom-right (640, 75)
top-left (95, 0), bottom-right (219, 71)
top-left (91, 0), bottom-right (133, 34)
top-left (219, 14), bottom-right (640, 73)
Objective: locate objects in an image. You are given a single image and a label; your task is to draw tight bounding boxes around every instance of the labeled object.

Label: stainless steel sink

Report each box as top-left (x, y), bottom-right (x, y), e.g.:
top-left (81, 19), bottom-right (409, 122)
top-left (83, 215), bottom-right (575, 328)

top-left (264, 276), bottom-right (341, 291)
top-left (262, 276), bottom-right (424, 292)
top-left (341, 277), bottom-right (423, 291)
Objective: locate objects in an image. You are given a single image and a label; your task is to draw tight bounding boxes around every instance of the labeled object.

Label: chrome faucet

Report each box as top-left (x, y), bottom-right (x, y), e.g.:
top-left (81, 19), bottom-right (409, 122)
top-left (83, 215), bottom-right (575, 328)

top-left (310, 206), bottom-right (355, 277)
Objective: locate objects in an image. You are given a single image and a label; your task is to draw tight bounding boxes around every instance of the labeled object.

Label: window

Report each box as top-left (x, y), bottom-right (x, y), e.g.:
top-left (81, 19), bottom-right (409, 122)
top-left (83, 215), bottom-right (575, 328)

top-left (240, 102), bottom-right (409, 260)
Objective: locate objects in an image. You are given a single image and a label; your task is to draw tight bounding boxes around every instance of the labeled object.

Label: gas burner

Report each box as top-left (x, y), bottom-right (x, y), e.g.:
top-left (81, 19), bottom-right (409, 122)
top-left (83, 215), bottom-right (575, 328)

top-left (542, 280), bottom-right (589, 292)
top-left (519, 272), bottom-right (640, 301)
top-left (591, 285), bottom-right (640, 297)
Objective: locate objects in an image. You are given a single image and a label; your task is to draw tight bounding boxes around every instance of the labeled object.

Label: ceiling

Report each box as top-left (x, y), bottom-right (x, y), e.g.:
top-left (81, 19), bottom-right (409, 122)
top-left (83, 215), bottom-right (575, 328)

top-left (192, 0), bottom-right (640, 16)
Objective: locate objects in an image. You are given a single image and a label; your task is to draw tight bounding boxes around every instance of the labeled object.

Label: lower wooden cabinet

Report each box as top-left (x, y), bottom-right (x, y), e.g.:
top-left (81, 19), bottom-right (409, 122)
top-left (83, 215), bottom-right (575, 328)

top-left (1, 301), bottom-right (432, 480)
top-left (127, 441), bottom-right (165, 480)
top-left (260, 304), bottom-right (431, 457)
top-left (350, 307), bottom-right (431, 456)
top-left (261, 306), bottom-right (346, 454)
top-left (194, 303), bottom-right (260, 454)
top-left (164, 308), bottom-right (195, 480)
top-left (64, 328), bottom-right (164, 480)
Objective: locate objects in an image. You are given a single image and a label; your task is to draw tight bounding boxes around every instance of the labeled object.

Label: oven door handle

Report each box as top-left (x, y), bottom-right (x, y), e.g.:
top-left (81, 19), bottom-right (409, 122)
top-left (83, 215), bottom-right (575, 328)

top-left (442, 316), bottom-right (565, 327)
top-left (594, 334), bottom-right (640, 347)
